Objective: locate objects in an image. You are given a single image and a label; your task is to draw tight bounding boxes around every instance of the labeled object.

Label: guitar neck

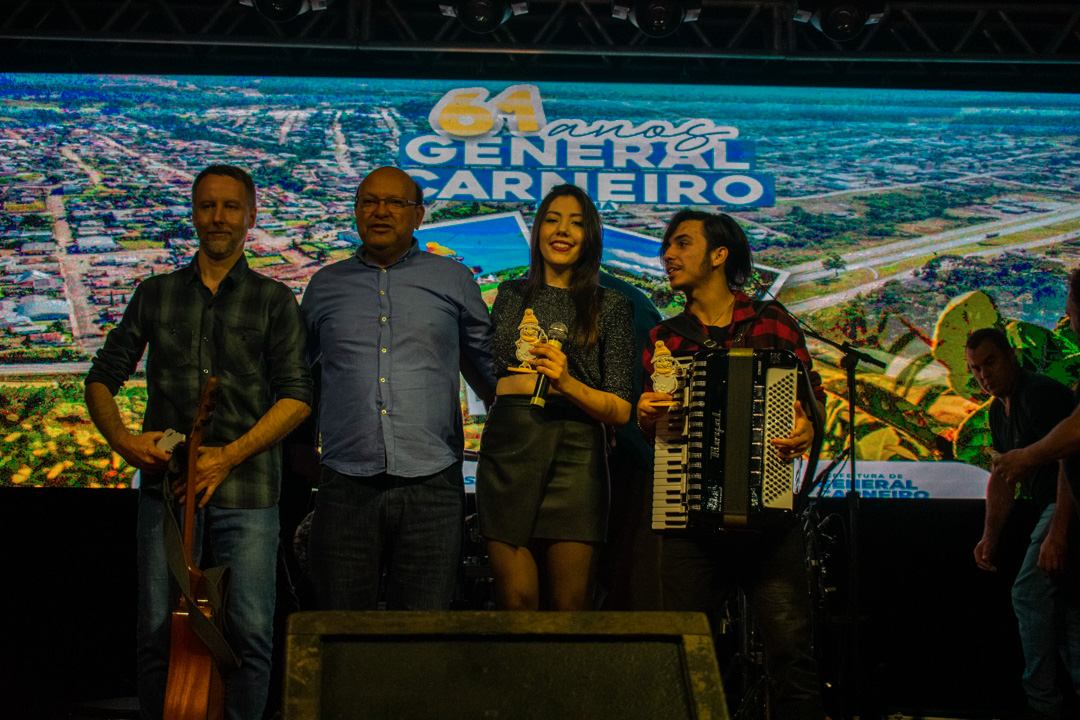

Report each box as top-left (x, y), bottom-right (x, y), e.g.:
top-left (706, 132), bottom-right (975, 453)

top-left (181, 377), bottom-right (216, 587)
top-left (182, 425), bottom-right (201, 572)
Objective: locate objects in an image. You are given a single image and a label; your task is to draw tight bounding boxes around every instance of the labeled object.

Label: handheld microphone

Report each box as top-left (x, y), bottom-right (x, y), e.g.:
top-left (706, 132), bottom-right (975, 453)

top-left (530, 322), bottom-right (569, 408)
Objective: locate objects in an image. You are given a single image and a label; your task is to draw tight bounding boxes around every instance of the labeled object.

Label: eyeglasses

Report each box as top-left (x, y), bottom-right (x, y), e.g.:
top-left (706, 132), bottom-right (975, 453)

top-left (356, 196), bottom-right (421, 214)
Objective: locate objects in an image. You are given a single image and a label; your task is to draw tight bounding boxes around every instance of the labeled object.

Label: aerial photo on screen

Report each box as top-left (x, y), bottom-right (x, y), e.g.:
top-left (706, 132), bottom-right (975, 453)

top-left (2, 73), bottom-right (1080, 495)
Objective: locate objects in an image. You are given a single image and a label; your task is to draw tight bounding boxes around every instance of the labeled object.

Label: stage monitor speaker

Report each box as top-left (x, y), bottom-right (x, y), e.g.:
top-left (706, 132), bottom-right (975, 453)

top-left (284, 610), bottom-right (728, 720)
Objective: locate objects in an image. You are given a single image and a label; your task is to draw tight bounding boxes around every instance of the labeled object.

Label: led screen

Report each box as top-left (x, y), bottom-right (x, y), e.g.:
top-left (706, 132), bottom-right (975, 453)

top-left (3, 73), bottom-right (1080, 497)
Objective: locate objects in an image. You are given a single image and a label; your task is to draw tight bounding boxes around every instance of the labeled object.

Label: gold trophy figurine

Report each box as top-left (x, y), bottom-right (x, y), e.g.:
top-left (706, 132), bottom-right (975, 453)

top-left (649, 340), bottom-right (683, 406)
top-left (508, 308), bottom-right (547, 373)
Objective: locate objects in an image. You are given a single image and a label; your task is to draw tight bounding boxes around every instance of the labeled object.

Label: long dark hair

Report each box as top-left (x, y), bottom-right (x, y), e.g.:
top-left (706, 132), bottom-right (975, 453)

top-left (524, 184), bottom-right (603, 348)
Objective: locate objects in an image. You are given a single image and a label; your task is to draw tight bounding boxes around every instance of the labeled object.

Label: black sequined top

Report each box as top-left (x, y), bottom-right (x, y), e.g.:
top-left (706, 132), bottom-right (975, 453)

top-left (490, 278), bottom-right (637, 404)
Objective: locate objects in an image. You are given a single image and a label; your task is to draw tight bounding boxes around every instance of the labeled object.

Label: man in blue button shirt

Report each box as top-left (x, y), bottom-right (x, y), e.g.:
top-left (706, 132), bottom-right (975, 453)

top-left (302, 166), bottom-right (496, 610)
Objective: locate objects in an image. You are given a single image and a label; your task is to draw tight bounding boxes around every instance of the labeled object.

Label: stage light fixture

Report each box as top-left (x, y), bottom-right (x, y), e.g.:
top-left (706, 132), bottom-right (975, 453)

top-left (793, 1), bottom-right (884, 43)
top-left (240, 0), bottom-right (328, 23)
top-left (439, 1), bottom-right (529, 34)
top-left (611, 1), bottom-right (701, 39)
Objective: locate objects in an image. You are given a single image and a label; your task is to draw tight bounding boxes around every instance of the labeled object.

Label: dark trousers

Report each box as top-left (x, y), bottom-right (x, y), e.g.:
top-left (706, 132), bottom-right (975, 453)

top-left (309, 463), bottom-right (465, 610)
top-left (662, 523), bottom-right (824, 720)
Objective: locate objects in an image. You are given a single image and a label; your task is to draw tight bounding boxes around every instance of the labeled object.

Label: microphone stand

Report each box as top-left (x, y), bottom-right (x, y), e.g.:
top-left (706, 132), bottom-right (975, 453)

top-left (800, 326), bottom-right (885, 720)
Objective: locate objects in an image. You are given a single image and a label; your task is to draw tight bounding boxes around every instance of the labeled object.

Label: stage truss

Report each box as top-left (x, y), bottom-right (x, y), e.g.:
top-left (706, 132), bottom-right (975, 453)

top-left (1, 1), bottom-right (1080, 89)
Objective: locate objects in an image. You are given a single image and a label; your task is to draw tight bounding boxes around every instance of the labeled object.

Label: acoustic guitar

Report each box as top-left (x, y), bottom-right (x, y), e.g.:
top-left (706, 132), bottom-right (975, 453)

top-left (163, 377), bottom-right (225, 720)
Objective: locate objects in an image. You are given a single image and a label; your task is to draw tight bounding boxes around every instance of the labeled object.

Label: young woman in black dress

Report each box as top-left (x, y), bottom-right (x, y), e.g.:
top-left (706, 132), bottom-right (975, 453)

top-left (476, 184), bottom-right (636, 610)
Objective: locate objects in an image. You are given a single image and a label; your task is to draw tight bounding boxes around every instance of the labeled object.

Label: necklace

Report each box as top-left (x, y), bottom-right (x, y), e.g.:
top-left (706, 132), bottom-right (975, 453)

top-left (703, 296), bottom-right (736, 326)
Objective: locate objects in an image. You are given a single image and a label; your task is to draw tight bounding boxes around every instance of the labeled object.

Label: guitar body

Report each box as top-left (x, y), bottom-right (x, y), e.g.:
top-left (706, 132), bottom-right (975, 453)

top-left (164, 600), bottom-right (225, 720)
top-left (163, 378), bottom-right (226, 720)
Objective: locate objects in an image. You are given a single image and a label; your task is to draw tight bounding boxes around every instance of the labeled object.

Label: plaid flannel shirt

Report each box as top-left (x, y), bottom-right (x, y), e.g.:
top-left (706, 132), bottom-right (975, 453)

top-left (643, 290), bottom-right (826, 406)
top-left (86, 254), bottom-right (312, 508)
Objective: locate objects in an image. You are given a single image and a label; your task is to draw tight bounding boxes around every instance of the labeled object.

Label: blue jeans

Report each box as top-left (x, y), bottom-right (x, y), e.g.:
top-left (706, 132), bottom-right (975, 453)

top-left (309, 463), bottom-right (465, 610)
top-left (1012, 503), bottom-right (1080, 717)
top-left (137, 490), bottom-right (279, 720)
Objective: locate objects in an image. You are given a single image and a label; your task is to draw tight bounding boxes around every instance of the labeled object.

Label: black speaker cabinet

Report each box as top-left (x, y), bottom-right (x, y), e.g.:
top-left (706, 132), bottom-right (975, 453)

top-left (284, 611), bottom-right (728, 720)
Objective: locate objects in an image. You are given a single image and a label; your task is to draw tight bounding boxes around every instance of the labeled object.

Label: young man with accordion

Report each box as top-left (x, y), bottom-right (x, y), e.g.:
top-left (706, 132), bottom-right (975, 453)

top-left (637, 209), bottom-right (827, 720)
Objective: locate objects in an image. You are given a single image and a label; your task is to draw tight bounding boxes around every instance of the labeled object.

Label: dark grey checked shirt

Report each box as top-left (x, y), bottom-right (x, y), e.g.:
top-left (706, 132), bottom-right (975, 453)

top-left (85, 253), bottom-right (312, 508)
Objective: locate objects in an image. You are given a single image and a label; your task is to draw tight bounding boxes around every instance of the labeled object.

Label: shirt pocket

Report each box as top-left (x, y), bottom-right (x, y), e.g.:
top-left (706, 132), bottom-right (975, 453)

top-left (222, 324), bottom-right (264, 378)
top-left (149, 321), bottom-right (192, 369)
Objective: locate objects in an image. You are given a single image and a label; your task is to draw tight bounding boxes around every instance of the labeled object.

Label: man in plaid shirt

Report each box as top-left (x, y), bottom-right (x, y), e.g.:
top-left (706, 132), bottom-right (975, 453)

top-left (86, 165), bottom-right (312, 719)
top-left (637, 209), bottom-right (826, 720)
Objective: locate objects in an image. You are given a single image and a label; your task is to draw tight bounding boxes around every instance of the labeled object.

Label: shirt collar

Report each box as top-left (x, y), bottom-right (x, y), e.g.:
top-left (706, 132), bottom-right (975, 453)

top-left (685, 290), bottom-right (754, 330)
top-left (182, 251), bottom-right (251, 290)
top-left (1006, 367), bottom-right (1032, 402)
top-left (355, 238), bottom-right (420, 269)
top-left (729, 290), bottom-right (755, 324)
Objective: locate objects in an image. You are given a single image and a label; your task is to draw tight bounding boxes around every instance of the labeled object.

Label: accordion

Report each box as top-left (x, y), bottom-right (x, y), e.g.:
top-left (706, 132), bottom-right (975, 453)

top-left (652, 348), bottom-right (802, 532)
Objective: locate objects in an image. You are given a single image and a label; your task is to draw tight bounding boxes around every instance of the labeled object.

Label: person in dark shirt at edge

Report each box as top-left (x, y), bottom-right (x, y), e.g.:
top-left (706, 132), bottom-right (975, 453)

top-left (636, 209), bottom-right (827, 720)
top-left (84, 164), bottom-right (313, 720)
top-left (968, 326), bottom-right (1080, 720)
top-left (996, 267), bottom-right (1080, 511)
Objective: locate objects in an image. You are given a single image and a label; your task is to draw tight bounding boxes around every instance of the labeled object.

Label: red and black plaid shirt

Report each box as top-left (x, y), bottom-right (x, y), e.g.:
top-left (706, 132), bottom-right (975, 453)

top-left (643, 290), bottom-right (826, 405)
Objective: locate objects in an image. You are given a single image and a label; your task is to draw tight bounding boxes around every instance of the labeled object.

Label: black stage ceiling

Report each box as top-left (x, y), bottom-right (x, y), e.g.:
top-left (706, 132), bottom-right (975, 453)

top-left (1, 0), bottom-right (1080, 91)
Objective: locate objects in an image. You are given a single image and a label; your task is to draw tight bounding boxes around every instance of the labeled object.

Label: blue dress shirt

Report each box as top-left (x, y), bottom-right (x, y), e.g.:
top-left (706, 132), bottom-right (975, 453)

top-left (302, 239), bottom-right (495, 478)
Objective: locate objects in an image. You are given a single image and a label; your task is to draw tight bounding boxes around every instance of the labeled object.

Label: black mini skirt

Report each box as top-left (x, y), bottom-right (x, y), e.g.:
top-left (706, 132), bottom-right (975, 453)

top-left (475, 394), bottom-right (609, 545)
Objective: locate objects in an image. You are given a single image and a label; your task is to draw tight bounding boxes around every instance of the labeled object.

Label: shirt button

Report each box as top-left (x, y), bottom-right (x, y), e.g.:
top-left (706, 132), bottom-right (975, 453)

top-left (381, 348), bottom-right (387, 353)
top-left (382, 269), bottom-right (387, 273)
top-left (380, 290), bottom-right (385, 295)
top-left (380, 377), bottom-right (386, 383)
top-left (202, 369), bottom-right (209, 374)
top-left (381, 316), bottom-right (387, 322)
top-left (381, 409), bottom-right (387, 414)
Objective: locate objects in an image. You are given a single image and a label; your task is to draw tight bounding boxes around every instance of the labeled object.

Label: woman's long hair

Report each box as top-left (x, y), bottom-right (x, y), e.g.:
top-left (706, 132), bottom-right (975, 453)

top-left (524, 184), bottom-right (603, 348)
